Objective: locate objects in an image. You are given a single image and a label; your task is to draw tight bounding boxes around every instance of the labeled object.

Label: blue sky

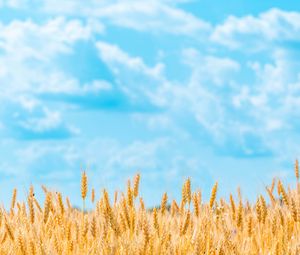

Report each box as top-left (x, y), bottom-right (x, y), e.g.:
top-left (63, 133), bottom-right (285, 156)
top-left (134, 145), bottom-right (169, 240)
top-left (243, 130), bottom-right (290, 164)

top-left (0, 0), bottom-right (300, 207)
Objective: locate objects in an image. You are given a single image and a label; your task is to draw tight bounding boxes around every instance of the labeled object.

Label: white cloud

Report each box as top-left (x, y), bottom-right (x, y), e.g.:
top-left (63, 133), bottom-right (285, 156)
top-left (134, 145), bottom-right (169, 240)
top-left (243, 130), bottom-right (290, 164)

top-left (0, 17), bottom-right (109, 141)
top-left (7, 0), bottom-right (28, 8)
top-left (157, 45), bottom-right (300, 157)
top-left (0, 97), bottom-right (77, 139)
top-left (96, 41), bottom-right (164, 79)
top-left (0, 0), bottom-right (27, 8)
top-left (93, 39), bottom-right (288, 158)
top-left (0, 17), bottom-right (108, 100)
top-left (82, 80), bottom-right (112, 93)
top-left (132, 113), bottom-right (173, 131)
top-left (211, 8), bottom-right (300, 49)
top-left (228, 48), bottom-right (300, 156)
top-left (33, 72), bottom-right (112, 95)
top-left (97, 2), bottom-right (210, 36)
top-left (182, 48), bottom-right (240, 85)
top-left (0, 17), bottom-right (103, 60)
top-left (14, 95), bottom-right (38, 111)
top-left (0, 57), bottom-right (111, 98)
top-left (155, 48), bottom-right (241, 139)
top-left (40, 0), bottom-right (210, 37)
top-left (96, 41), bottom-right (166, 103)
top-left (96, 42), bottom-right (240, 134)
top-left (18, 108), bottom-right (62, 132)
top-left (95, 43), bottom-right (243, 146)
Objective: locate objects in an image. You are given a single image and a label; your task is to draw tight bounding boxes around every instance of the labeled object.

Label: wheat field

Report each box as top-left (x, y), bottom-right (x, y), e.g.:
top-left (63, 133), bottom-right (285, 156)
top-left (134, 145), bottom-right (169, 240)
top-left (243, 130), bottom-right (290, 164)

top-left (1, 162), bottom-right (300, 254)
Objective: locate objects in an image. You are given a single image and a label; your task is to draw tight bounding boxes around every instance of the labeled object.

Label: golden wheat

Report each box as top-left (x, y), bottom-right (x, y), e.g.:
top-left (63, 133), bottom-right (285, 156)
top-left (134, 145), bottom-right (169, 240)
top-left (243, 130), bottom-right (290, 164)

top-left (0, 163), bottom-right (299, 254)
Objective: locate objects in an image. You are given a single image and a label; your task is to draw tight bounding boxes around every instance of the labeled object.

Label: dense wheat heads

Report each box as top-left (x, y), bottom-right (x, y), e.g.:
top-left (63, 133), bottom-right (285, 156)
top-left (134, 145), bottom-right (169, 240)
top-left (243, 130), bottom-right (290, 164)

top-left (0, 164), bottom-right (300, 254)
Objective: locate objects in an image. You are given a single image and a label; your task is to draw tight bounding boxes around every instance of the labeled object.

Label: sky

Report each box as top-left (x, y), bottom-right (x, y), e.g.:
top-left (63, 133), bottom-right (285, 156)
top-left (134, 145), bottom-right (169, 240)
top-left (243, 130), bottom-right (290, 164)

top-left (0, 0), bottom-right (300, 207)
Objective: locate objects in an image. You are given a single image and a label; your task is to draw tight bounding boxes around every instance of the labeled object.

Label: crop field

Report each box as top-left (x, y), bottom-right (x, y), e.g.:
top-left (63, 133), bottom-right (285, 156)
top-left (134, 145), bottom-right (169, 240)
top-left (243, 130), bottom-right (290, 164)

top-left (1, 162), bottom-right (300, 255)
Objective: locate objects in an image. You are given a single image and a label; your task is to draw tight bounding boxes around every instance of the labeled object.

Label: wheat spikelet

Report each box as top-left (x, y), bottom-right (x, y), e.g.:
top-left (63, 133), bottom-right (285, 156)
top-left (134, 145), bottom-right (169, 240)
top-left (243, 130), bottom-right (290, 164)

top-left (180, 210), bottom-right (190, 236)
top-left (247, 215), bottom-right (252, 236)
top-left (237, 186), bottom-right (242, 203)
top-left (68, 240), bottom-right (74, 254)
top-left (182, 181), bottom-right (188, 206)
top-left (192, 193), bottom-right (199, 217)
top-left (38, 237), bottom-right (45, 255)
top-left (28, 196), bottom-right (35, 224)
top-left (81, 171), bottom-right (88, 216)
top-left (121, 198), bottom-right (130, 228)
top-left (90, 216), bottom-right (96, 238)
top-left (114, 191), bottom-right (118, 205)
top-left (275, 241), bottom-right (280, 255)
top-left (260, 195), bottom-right (267, 224)
top-left (270, 178), bottom-right (276, 194)
top-left (119, 213), bottom-right (127, 232)
top-left (229, 194), bottom-right (236, 220)
top-left (209, 182), bottom-right (218, 209)
top-left (196, 190), bottom-right (202, 207)
top-left (103, 189), bottom-right (110, 210)
top-left (152, 208), bottom-right (159, 235)
top-left (236, 201), bottom-right (243, 228)
top-left (171, 200), bottom-right (179, 216)
top-left (33, 197), bottom-right (42, 213)
top-left (103, 190), bottom-right (120, 236)
top-left (133, 173), bottom-right (140, 198)
top-left (160, 192), bottom-right (168, 215)
top-left (43, 192), bottom-right (51, 223)
top-left (81, 216), bottom-right (89, 240)
top-left (57, 192), bottom-right (64, 215)
top-left (127, 180), bottom-right (133, 207)
top-left (142, 215), bottom-right (150, 244)
top-left (27, 185), bottom-right (35, 224)
top-left (81, 171), bottom-right (88, 200)
top-left (54, 235), bottom-right (62, 255)
top-left (185, 178), bottom-right (191, 205)
top-left (29, 239), bottom-right (36, 255)
top-left (91, 188), bottom-right (95, 204)
top-left (16, 202), bottom-right (21, 214)
top-left (129, 207), bottom-right (135, 234)
top-left (41, 185), bottom-right (48, 194)
top-left (255, 198), bottom-right (262, 223)
top-left (290, 198), bottom-right (297, 222)
top-left (278, 208), bottom-right (284, 226)
top-left (65, 222), bottom-right (72, 241)
top-left (139, 197), bottom-right (145, 212)
top-left (278, 181), bottom-right (289, 206)
top-left (21, 202), bottom-right (27, 218)
top-left (266, 186), bottom-right (276, 207)
top-left (1, 232), bottom-right (7, 244)
top-left (10, 188), bottom-right (17, 215)
top-left (5, 221), bottom-right (14, 241)
top-left (17, 232), bottom-right (26, 255)
top-left (66, 197), bottom-right (72, 210)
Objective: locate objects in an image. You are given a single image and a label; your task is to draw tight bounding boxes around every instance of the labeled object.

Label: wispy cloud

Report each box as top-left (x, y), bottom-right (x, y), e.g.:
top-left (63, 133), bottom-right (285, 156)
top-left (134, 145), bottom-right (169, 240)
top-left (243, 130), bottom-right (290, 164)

top-left (96, 41), bottom-right (167, 108)
top-left (211, 8), bottom-right (300, 49)
top-left (0, 17), bottom-right (102, 59)
top-left (40, 1), bottom-right (211, 37)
